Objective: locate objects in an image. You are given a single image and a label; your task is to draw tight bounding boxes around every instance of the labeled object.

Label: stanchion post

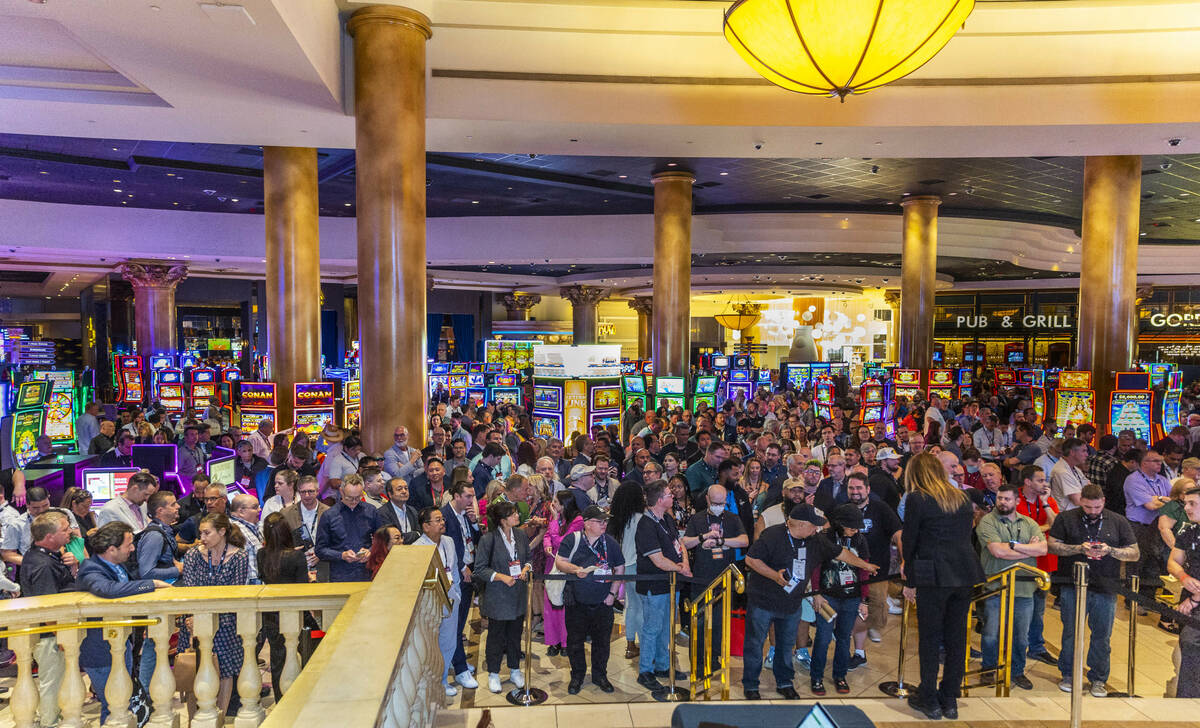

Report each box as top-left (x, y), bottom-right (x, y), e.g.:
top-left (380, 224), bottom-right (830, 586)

top-left (1128, 574), bottom-right (1139, 698)
top-left (721, 571), bottom-right (732, 701)
top-left (1070, 561), bottom-right (1089, 728)
top-left (506, 568), bottom-right (548, 706)
top-left (1001, 571), bottom-right (1015, 697)
top-left (657, 570), bottom-right (690, 702)
top-left (879, 598), bottom-right (911, 698)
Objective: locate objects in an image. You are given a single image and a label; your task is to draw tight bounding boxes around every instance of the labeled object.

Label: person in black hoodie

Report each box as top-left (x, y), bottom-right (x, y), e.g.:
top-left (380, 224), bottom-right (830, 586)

top-left (900, 452), bottom-right (986, 721)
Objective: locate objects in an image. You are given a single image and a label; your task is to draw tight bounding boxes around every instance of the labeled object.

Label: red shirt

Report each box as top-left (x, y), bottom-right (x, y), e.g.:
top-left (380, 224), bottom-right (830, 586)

top-left (1016, 493), bottom-right (1059, 574)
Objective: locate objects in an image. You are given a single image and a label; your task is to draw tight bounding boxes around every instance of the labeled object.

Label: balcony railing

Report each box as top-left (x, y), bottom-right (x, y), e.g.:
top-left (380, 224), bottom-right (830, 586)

top-left (0, 545), bottom-right (448, 728)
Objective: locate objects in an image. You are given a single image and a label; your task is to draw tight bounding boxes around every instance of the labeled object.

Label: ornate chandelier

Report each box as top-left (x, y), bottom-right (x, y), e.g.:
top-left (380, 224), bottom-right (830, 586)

top-left (723, 0), bottom-right (975, 101)
top-left (714, 299), bottom-right (763, 333)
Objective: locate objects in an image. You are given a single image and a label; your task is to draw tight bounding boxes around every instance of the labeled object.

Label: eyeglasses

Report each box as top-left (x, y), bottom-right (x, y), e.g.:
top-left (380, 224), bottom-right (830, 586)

top-left (298, 490), bottom-right (319, 496)
top-left (203, 496), bottom-right (225, 503)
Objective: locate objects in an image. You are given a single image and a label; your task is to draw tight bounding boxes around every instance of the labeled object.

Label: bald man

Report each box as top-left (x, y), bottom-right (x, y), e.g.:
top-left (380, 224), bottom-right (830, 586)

top-left (229, 493), bottom-right (264, 584)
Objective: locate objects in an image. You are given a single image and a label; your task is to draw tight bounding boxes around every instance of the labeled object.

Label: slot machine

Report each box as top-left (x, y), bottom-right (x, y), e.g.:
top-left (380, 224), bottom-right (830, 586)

top-left (932, 342), bottom-right (946, 367)
top-left (428, 362), bottom-right (450, 401)
top-left (813, 375), bottom-right (835, 421)
top-left (293, 382), bottom-right (336, 436)
top-left (927, 368), bottom-right (955, 401)
top-left (237, 382), bottom-right (278, 432)
top-left (148, 355), bottom-right (175, 391)
top-left (217, 366), bottom-right (241, 424)
top-left (532, 382), bottom-right (564, 440)
top-left (891, 369), bottom-right (921, 404)
top-left (994, 368), bottom-right (1017, 390)
top-left (1017, 368), bottom-right (1046, 422)
top-left (466, 372), bottom-right (487, 408)
top-left (187, 367), bottom-right (217, 411)
top-left (155, 368), bottom-right (186, 415)
top-left (693, 376), bottom-right (719, 412)
top-left (1158, 370), bottom-right (1183, 441)
top-left (588, 382), bottom-right (622, 432)
top-left (781, 362), bottom-right (812, 393)
top-left (342, 379), bottom-right (361, 429)
top-left (488, 373), bottom-right (521, 407)
top-left (3, 380), bottom-right (49, 469)
top-left (31, 370), bottom-right (77, 452)
top-left (640, 360), bottom-right (654, 393)
top-left (962, 342), bottom-right (987, 368)
top-left (725, 369), bottom-right (753, 403)
top-left (447, 362), bottom-right (469, 402)
top-left (653, 376), bottom-right (687, 411)
top-left (1004, 342), bottom-right (1026, 367)
top-left (956, 368), bottom-right (974, 400)
top-left (1052, 371), bottom-right (1096, 436)
top-left (116, 355), bottom-right (145, 406)
top-left (756, 368), bottom-right (773, 394)
top-left (1141, 362), bottom-right (1172, 389)
top-left (859, 378), bottom-right (884, 425)
top-left (620, 373), bottom-right (648, 430)
top-left (530, 345), bottom-right (622, 441)
top-left (1109, 371), bottom-right (1154, 443)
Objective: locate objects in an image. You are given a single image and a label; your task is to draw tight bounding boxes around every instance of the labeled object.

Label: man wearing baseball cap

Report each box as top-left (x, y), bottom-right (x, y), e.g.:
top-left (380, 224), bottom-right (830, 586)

top-left (741, 502), bottom-right (877, 700)
top-left (868, 447), bottom-right (903, 511)
top-left (566, 464), bottom-right (596, 514)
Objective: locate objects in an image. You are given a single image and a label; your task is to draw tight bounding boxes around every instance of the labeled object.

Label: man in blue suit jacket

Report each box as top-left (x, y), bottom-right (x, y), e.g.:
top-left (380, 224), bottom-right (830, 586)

top-left (77, 522), bottom-right (171, 724)
top-left (441, 480), bottom-right (481, 689)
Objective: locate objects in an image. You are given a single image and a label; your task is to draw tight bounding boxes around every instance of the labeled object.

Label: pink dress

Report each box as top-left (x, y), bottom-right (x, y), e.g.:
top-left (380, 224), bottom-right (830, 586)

top-left (543, 514), bottom-right (584, 647)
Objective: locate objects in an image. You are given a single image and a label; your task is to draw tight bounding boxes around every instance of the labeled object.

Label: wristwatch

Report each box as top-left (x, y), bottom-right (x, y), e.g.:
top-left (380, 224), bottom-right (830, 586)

top-left (1008, 540), bottom-right (1018, 551)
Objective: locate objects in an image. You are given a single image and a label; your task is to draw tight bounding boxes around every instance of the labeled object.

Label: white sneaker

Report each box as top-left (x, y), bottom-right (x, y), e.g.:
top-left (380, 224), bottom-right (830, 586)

top-left (445, 682), bottom-right (458, 697)
top-left (488, 673), bottom-right (502, 693)
top-left (887, 597), bottom-right (903, 616)
top-left (510, 668), bottom-right (525, 689)
top-left (1090, 681), bottom-right (1108, 698)
top-left (456, 670), bottom-right (478, 689)
top-left (868, 628), bottom-right (882, 643)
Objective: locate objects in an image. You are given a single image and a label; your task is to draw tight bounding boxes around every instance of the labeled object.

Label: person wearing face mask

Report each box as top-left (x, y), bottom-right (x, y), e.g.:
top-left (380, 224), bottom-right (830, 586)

top-left (682, 483), bottom-right (749, 671)
top-left (960, 449), bottom-right (984, 490)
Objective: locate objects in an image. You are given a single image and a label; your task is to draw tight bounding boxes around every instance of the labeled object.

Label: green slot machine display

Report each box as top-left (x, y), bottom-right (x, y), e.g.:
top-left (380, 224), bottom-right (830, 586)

top-left (653, 376), bottom-right (687, 411)
top-left (692, 375), bottom-right (718, 412)
top-left (31, 370), bottom-right (78, 452)
top-left (3, 380), bottom-right (50, 469)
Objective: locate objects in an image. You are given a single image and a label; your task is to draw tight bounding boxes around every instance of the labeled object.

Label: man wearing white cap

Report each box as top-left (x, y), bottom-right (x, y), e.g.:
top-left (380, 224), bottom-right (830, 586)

top-left (566, 464), bottom-right (596, 514)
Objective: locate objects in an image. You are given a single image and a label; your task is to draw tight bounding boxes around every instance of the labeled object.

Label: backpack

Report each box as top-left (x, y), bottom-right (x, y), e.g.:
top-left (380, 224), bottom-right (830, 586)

top-left (124, 524), bottom-right (173, 580)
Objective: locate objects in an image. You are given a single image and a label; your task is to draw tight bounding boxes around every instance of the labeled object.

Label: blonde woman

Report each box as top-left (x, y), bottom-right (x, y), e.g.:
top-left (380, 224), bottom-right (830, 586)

top-left (900, 453), bottom-right (985, 720)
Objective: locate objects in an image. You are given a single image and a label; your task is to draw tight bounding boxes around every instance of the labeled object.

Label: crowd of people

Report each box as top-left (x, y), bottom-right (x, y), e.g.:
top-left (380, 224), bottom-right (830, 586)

top-left (3, 373), bottom-right (1200, 722)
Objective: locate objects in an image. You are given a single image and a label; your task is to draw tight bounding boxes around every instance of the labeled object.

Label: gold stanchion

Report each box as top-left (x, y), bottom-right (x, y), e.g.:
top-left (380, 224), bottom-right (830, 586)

top-left (1110, 574), bottom-right (1140, 698)
top-left (878, 599), bottom-right (911, 698)
top-left (656, 570), bottom-right (690, 702)
top-left (1000, 570), bottom-right (1015, 697)
top-left (507, 567), bottom-right (547, 706)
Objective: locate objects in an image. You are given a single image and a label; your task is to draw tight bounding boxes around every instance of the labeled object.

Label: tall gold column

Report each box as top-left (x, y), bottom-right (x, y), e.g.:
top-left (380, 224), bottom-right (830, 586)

top-left (652, 171), bottom-right (695, 378)
top-left (898, 196), bottom-right (940, 372)
top-left (1078, 156), bottom-right (1141, 424)
top-left (562, 286), bottom-right (609, 345)
top-left (347, 6), bottom-right (431, 451)
top-left (628, 296), bottom-right (653, 359)
top-left (263, 146), bottom-right (321, 430)
top-left (117, 262), bottom-right (187, 356)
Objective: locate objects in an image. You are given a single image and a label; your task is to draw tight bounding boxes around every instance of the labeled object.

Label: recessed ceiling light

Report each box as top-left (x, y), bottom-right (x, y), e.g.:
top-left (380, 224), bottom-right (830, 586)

top-left (38, 171), bottom-right (47, 174)
top-left (471, 200), bottom-right (479, 204)
top-left (111, 147), bottom-right (118, 151)
top-left (488, 261), bottom-right (495, 264)
top-left (113, 179), bottom-right (121, 183)
top-left (231, 198), bottom-right (239, 202)
top-left (343, 202), bottom-right (351, 207)
top-left (113, 188), bottom-right (122, 192)
top-left (166, 173), bottom-right (174, 177)
top-left (1140, 232), bottom-right (1147, 236)
top-left (719, 172), bottom-right (728, 176)
top-left (173, 202), bottom-right (179, 205)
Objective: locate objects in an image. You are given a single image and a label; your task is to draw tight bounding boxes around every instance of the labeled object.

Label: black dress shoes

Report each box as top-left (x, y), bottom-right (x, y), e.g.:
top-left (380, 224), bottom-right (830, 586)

top-left (777, 686), bottom-right (800, 700)
top-left (592, 676), bottom-right (615, 693)
top-left (907, 693), bottom-right (943, 720)
top-left (743, 689), bottom-right (761, 700)
top-left (567, 678), bottom-right (583, 695)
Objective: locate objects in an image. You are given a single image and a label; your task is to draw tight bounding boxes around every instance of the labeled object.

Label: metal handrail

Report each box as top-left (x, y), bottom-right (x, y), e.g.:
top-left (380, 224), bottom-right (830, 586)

top-left (681, 563), bottom-right (744, 612)
top-left (984, 561), bottom-right (1052, 590)
top-left (0, 618), bottom-right (161, 640)
top-left (683, 563), bottom-right (745, 700)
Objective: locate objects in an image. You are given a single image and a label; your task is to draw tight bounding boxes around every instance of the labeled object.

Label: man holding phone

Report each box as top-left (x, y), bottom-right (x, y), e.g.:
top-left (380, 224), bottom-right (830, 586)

top-left (315, 473), bottom-right (382, 582)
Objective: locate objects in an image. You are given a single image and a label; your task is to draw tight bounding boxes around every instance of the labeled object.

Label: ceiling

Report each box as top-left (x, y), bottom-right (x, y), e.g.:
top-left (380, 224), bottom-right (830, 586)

top-left (2, 131), bottom-right (1200, 241)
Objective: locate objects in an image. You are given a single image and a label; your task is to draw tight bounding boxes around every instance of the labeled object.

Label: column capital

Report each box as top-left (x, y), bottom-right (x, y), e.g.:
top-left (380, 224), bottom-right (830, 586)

top-left (116, 262), bottom-right (188, 290)
top-left (502, 291), bottom-right (542, 312)
top-left (900, 194), bottom-right (941, 208)
top-left (627, 296), bottom-right (653, 316)
top-left (346, 5), bottom-right (432, 39)
top-left (882, 290), bottom-right (901, 306)
top-left (561, 285), bottom-right (609, 307)
top-left (651, 170), bottom-right (696, 185)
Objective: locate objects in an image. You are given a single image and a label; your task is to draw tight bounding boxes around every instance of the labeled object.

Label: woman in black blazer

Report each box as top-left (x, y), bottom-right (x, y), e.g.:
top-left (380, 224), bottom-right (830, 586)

top-left (257, 512), bottom-right (314, 702)
top-left (900, 453), bottom-right (986, 721)
top-left (475, 500), bottom-right (532, 694)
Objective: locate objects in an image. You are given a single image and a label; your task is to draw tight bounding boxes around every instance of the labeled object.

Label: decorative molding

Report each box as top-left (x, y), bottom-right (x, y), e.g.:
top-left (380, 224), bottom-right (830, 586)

top-left (116, 261), bottom-right (188, 289)
top-left (560, 285), bottom-right (609, 307)
top-left (502, 291), bottom-right (542, 313)
top-left (627, 296), bottom-right (653, 316)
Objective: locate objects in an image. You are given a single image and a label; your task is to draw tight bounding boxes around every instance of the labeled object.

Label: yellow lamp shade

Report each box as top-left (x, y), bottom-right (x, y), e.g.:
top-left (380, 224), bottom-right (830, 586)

top-left (724, 0), bottom-right (974, 100)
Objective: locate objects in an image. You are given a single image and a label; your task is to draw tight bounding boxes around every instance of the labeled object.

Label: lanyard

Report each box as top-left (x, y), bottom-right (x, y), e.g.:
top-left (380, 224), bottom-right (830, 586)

top-left (584, 534), bottom-right (608, 564)
top-left (1082, 514), bottom-right (1104, 543)
top-left (301, 507), bottom-right (318, 539)
top-left (126, 498), bottom-right (145, 528)
top-left (207, 545), bottom-right (229, 580)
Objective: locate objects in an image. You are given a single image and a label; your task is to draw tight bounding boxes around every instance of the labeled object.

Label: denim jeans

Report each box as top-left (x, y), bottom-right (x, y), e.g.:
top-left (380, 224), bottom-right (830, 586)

top-left (742, 602), bottom-right (803, 691)
top-left (981, 593), bottom-right (1034, 678)
top-left (1027, 588), bottom-right (1048, 657)
top-left (638, 592), bottom-right (671, 675)
top-left (1057, 587), bottom-right (1116, 684)
top-left (811, 596), bottom-right (860, 681)
top-left (84, 636), bottom-right (156, 724)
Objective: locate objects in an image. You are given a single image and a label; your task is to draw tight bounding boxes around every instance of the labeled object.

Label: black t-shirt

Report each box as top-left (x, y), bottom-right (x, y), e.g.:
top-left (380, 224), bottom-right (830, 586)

top-left (557, 532), bottom-right (625, 605)
top-left (746, 524), bottom-right (840, 613)
top-left (867, 468), bottom-right (901, 511)
top-left (0, 468), bottom-right (14, 503)
top-left (1047, 507), bottom-right (1136, 591)
top-left (820, 532), bottom-right (870, 600)
top-left (684, 510), bottom-right (745, 583)
top-left (1176, 523), bottom-right (1200, 582)
top-left (635, 510), bottom-right (682, 596)
top-left (857, 499), bottom-right (901, 571)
